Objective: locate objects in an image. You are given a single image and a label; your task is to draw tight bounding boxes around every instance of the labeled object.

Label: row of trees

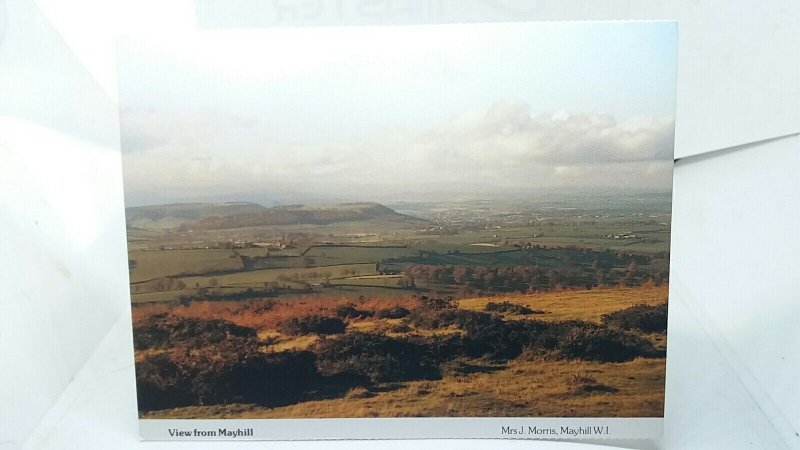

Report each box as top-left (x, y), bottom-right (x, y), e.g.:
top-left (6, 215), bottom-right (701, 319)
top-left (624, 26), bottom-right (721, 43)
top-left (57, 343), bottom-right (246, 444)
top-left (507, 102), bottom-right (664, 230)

top-left (398, 262), bottom-right (668, 295)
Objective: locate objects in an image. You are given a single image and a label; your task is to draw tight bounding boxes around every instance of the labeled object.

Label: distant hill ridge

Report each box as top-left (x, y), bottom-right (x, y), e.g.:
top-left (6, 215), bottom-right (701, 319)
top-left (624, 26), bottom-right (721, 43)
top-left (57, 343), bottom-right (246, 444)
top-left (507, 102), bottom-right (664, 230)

top-left (125, 201), bottom-right (422, 230)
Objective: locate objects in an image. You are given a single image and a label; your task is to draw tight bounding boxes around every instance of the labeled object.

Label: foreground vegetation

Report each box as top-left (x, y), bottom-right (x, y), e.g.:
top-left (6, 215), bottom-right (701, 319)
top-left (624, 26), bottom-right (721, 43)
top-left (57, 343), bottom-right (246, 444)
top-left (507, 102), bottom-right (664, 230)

top-left (134, 285), bottom-right (667, 417)
top-left (143, 357), bottom-right (665, 418)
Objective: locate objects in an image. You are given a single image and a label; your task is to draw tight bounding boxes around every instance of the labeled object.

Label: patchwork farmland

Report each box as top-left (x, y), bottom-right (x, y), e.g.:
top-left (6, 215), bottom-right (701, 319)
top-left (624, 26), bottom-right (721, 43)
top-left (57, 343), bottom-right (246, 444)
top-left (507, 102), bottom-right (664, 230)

top-left (127, 197), bottom-right (670, 418)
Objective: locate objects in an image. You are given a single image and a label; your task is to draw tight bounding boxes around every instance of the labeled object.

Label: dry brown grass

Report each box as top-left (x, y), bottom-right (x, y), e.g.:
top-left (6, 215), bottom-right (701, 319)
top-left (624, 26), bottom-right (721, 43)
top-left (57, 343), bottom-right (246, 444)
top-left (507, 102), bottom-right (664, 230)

top-left (142, 356), bottom-right (665, 419)
top-left (132, 285), bottom-right (667, 331)
top-left (270, 334), bottom-right (319, 352)
top-left (458, 284), bottom-right (668, 324)
top-left (132, 295), bottom-right (423, 331)
top-left (135, 285), bottom-right (668, 419)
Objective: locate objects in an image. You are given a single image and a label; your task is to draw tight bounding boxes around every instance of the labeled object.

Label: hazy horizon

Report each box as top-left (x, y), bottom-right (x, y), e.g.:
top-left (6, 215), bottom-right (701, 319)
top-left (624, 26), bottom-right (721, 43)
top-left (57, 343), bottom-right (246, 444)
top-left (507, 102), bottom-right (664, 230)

top-left (125, 188), bottom-right (673, 210)
top-left (118, 21), bottom-right (677, 207)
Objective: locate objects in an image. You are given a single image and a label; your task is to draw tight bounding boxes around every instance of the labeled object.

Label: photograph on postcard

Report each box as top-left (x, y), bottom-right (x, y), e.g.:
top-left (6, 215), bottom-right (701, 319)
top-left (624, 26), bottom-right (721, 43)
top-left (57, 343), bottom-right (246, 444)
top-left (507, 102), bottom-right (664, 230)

top-left (118, 21), bottom-right (676, 439)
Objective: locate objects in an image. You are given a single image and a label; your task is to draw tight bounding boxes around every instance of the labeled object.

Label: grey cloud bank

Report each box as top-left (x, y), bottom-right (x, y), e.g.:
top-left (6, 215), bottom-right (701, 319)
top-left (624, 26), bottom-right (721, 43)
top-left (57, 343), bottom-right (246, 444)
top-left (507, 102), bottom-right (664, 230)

top-left (121, 100), bottom-right (673, 205)
top-left (117, 22), bottom-right (676, 206)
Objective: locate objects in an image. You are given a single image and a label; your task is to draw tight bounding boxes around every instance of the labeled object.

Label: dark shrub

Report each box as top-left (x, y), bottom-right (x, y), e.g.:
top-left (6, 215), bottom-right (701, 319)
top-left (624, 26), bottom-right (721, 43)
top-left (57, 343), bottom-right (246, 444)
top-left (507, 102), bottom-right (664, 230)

top-left (412, 333), bottom-right (467, 362)
top-left (197, 348), bottom-right (319, 406)
top-left (335, 304), bottom-right (374, 320)
top-left (280, 315), bottom-right (346, 335)
top-left (390, 323), bottom-right (411, 333)
top-left (601, 303), bottom-right (668, 332)
top-left (418, 295), bottom-right (455, 310)
top-left (403, 307), bottom-right (662, 363)
top-left (135, 353), bottom-right (194, 410)
top-left (515, 320), bottom-right (603, 351)
top-left (468, 318), bottom-right (662, 363)
top-left (576, 383), bottom-right (618, 394)
top-left (484, 302), bottom-right (535, 315)
top-left (133, 314), bottom-right (257, 350)
top-left (405, 307), bottom-right (490, 330)
top-left (407, 308), bottom-right (527, 360)
top-left (315, 332), bottom-right (441, 383)
top-left (460, 314), bottom-right (523, 359)
top-left (557, 326), bottom-right (660, 362)
top-left (135, 339), bottom-right (319, 411)
top-left (376, 306), bottom-right (411, 319)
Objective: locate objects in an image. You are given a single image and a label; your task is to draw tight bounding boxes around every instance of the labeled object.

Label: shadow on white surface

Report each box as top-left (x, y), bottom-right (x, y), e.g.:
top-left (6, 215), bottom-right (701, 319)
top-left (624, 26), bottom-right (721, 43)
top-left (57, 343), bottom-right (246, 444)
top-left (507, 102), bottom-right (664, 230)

top-left (0, 1), bottom-right (124, 446)
top-left (667, 134), bottom-right (800, 449)
top-left (0, 118), bottom-right (128, 450)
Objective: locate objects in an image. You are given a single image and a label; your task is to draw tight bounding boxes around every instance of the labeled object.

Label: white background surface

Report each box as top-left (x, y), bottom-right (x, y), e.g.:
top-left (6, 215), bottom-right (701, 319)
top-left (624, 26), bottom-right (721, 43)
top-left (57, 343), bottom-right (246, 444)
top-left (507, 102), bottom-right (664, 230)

top-left (0, 0), bottom-right (798, 449)
top-left (32, 0), bottom-right (800, 159)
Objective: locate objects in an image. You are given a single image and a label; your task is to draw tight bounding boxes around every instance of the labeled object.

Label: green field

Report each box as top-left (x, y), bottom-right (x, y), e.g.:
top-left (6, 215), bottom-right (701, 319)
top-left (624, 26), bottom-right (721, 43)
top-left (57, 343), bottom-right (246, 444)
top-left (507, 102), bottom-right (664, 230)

top-left (408, 225), bottom-right (670, 256)
top-left (127, 198), bottom-right (670, 304)
top-left (177, 263), bottom-right (378, 289)
top-left (238, 245), bottom-right (417, 271)
top-left (128, 248), bottom-right (241, 283)
top-left (129, 240), bottom-right (666, 303)
top-left (304, 245), bottom-right (414, 261)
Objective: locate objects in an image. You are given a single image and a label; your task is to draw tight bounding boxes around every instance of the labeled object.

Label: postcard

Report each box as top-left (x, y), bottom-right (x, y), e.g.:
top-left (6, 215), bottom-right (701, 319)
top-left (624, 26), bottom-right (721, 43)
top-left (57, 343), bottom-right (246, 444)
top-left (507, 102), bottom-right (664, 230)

top-left (118, 20), bottom-right (676, 440)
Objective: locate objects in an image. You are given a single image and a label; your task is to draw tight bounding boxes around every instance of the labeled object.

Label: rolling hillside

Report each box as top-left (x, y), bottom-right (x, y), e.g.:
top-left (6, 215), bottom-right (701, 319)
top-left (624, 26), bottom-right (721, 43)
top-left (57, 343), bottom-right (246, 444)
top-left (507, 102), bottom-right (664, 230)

top-left (125, 202), bottom-right (267, 229)
top-left (126, 201), bottom-right (425, 230)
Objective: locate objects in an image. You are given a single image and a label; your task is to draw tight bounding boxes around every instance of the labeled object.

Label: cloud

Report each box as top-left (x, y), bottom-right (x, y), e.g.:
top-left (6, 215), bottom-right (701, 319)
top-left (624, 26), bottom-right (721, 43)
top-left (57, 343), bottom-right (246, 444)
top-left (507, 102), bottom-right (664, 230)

top-left (417, 100), bottom-right (674, 167)
top-left (348, 100), bottom-right (674, 192)
top-left (120, 100), bottom-right (674, 203)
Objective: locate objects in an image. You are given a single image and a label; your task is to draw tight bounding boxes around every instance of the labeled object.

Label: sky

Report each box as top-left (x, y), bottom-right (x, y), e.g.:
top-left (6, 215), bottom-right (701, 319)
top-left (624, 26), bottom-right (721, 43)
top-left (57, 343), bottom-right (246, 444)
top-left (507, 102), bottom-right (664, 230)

top-left (117, 21), bottom-right (677, 206)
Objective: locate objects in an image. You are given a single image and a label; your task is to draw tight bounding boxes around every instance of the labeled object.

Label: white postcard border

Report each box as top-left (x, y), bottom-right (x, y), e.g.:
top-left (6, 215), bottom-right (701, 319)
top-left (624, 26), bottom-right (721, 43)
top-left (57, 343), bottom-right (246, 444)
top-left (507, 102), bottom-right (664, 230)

top-left (140, 417), bottom-right (662, 441)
